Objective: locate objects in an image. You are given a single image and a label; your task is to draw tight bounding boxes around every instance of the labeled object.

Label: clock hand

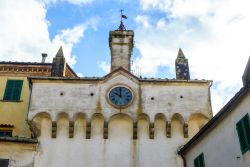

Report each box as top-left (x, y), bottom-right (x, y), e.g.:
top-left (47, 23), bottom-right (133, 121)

top-left (114, 92), bottom-right (121, 97)
top-left (119, 88), bottom-right (122, 97)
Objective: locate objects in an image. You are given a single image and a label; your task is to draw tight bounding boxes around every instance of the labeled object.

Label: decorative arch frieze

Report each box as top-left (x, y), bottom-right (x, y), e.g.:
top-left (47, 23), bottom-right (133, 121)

top-left (28, 111), bottom-right (209, 140)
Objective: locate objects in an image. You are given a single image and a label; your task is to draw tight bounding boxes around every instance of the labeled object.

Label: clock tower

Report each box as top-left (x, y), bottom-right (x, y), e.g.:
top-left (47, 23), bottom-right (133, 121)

top-left (109, 29), bottom-right (134, 72)
top-left (175, 48), bottom-right (190, 80)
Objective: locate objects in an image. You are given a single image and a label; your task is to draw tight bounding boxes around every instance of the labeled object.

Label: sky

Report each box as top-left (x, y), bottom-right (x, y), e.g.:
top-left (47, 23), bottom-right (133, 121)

top-left (0, 0), bottom-right (250, 114)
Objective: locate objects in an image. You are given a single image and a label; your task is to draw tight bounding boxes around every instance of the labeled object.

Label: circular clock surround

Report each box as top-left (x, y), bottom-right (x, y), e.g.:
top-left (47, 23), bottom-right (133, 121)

top-left (107, 85), bottom-right (134, 108)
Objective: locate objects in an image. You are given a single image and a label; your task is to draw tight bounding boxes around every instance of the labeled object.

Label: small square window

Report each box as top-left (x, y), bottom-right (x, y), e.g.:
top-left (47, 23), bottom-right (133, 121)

top-left (0, 130), bottom-right (12, 137)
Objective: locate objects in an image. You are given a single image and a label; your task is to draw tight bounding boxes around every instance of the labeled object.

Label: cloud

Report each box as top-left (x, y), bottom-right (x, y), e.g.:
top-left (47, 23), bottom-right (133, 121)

top-left (44, 0), bottom-right (94, 5)
top-left (98, 61), bottom-right (110, 74)
top-left (50, 24), bottom-right (85, 65)
top-left (50, 17), bottom-right (99, 65)
top-left (135, 15), bottom-right (150, 28)
top-left (0, 1), bottom-right (98, 67)
top-left (0, 1), bottom-right (49, 62)
top-left (136, 0), bottom-right (250, 113)
top-left (76, 72), bottom-right (84, 77)
top-left (140, 0), bottom-right (172, 10)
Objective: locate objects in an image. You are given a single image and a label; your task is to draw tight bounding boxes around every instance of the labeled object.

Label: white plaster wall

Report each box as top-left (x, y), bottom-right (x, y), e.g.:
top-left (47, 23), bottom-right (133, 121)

top-left (184, 92), bottom-right (250, 167)
top-left (136, 117), bottom-right (184, 167)
top-left (141, 83), bottom-right (212, 122)
top-left (33, 114), bottom-right (187, 167)
top-left (29, 82), bottom-right (100, 120)
top-left (29, 72), bottom-right (211, 122)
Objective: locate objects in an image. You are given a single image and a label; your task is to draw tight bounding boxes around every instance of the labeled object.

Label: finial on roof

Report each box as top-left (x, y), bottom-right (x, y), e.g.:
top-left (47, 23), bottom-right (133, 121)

top-left (56, 46), bottom-right (64, 57)
top-left (242, 56), bottom-right (250, 87)
top-left (117, 9), bottom-right (127, 31)
top-left (51, 46), bottom-right (66, 77)
top-left (177, 48), bottom-right (185, 58)
top-left (175, 48), bottom-right (190, 80)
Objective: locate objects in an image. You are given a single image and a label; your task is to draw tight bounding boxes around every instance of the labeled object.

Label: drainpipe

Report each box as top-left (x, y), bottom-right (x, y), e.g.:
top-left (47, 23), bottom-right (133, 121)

top-left (22, 78), bottom-right (33, 137)
top-left (179, 153), bottom-right (187, 167)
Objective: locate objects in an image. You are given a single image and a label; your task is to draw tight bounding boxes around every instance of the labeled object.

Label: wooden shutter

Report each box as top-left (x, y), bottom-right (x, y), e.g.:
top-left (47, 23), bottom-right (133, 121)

top-left (3, 80), bottom-right (15, 100)
top-left (194, 158), bottom-right (199, 167)
top-left (3, 80), bottom-right (23, 101)
top-left (200, 153), bottom-right (205, 167)
top-left (12, 80), bottom-right (23, 100)
top-left (194, 153), bottom-right (205, 167)
top-left (236, 114), bottom-right (250, 154)
top-left (242, 114), bottom-right (250, 144)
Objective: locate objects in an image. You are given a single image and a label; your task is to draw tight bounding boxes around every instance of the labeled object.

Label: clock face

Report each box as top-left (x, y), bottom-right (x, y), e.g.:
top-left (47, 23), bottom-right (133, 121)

top-left (108, 86), bottom-right (133, 107)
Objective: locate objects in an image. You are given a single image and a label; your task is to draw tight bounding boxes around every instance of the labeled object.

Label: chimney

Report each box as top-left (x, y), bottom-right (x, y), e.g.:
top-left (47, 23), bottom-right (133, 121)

top-left (109, 30), bottom-right (134, 72)
top-left (41, 53), bottom-right (48, 63)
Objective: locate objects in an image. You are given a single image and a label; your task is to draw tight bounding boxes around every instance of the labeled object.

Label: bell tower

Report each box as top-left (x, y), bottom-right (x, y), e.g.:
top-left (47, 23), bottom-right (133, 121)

top-left (109, 11), bottom-right (134, 72)
top-left (175, 48), bottom-right (190, 80)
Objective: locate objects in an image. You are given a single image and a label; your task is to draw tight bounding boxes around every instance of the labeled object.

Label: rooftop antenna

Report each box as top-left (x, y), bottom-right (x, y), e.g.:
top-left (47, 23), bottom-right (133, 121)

top-left (131, 60), bottom-right (142, 77)
top-left (118, 9), bottom-right (127, 30)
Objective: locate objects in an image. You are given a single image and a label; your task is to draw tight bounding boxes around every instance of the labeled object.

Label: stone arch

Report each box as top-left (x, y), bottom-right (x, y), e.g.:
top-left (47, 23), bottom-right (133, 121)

top-left (91, 113), bottom-right (104, 139)
top-left (109, 113), bottom-right (133, 139)
top-left (57, 112), bottom-right (70, 138)
top-left (32, 112), bottom-right (52, 122)
top-left (188, 113), bottom-right (210, 138)
top-left (72, 112), bottom-right (86, 122)
top-left (73, 112), bottom-right (87, 139)
top-left (171, 113), bottom-right (185, 138)
top-left (138, 113), bottom-right (150, 122)
top-left (171, 113), bottom-right (185, 124)
top-left (31, 112), bottom-right (52, 138)
top-left (154, 113), bottom-right (167, 139)
top-left (56, 112), bottom-right (70, 121)
top-left (137, 113), bottom-right (150, 139)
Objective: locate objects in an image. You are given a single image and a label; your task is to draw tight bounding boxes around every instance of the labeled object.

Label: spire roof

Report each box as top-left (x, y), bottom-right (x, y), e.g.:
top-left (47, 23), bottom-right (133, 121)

top-left (56, 46), bottom-right (64, 57)
top-left (242, 57), bottom-right (250, 86)
top-left (177, 48), bottom-right (185, 58)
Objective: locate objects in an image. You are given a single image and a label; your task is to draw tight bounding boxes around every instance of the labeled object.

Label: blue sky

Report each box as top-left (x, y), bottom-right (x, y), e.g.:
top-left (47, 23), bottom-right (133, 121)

top-left (1, 0), bottom-right (250, 113)
top-left (45, 0), bottom-right (170, 77)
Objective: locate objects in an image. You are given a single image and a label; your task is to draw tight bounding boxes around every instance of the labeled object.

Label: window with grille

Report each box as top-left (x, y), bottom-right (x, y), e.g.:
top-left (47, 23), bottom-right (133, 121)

top-left (236, 113), bottom-right (250, 154)
top-left (194, 153), bottom-right (205, 167)
top-left (0, 159), bottom-right (9, 167)
top-left (3, 80), bottom-right (23, 101)
top-left (0, 130), bottom-right (12, 137)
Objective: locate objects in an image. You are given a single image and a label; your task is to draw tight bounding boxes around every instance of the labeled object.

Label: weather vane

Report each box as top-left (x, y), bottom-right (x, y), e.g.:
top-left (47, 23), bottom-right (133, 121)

top-left (118, 9), bottom-right (128, 31)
